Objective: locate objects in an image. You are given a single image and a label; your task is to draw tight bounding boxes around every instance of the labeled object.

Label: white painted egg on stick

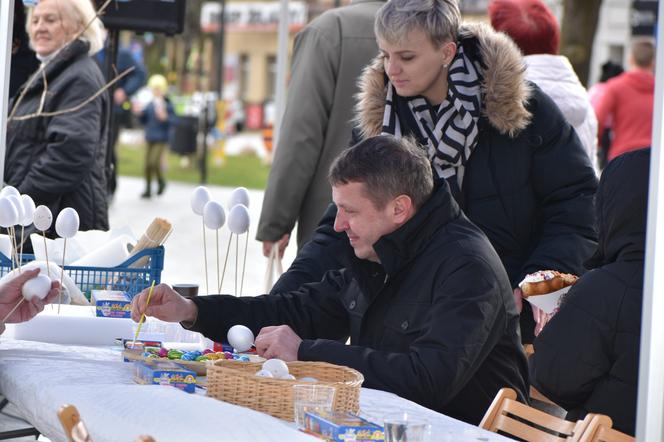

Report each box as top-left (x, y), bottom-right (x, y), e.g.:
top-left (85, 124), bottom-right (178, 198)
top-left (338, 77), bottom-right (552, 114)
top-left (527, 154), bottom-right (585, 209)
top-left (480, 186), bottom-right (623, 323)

top-left (33, 205), bottom-right (53, 231)
top-left (203, 201), bottom-right (226, 230)
top-left (21, 195), bottom-right (35, 227)
top-left (0, 197), bottom-right (19, 228)
top-left (228, 204), bottom-right (250, 234)
top-left (6, 195), bottom-right (24, 226)
top-left (227, 324), bottom-right (254, 352)
top-left (55, 208), bottom-right (79, 238)
top-left (0, 186), bottom-right (19, 198)
top-left (190, 186), bottom-right (211, 216)
top-left (229, 187), bottom-right (250, 209)
top-left (21, 274), bottom-right (52, 301)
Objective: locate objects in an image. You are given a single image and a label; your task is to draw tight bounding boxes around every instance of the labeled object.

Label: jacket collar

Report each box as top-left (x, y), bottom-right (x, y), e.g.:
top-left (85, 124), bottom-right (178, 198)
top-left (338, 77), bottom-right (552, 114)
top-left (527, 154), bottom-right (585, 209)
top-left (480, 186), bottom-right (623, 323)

top-left (345, 180), bottom-right (461, 279)
top-left (355, 22), bottom-right (532, 139)
top-left (20, 39), bottom-right (89, 96)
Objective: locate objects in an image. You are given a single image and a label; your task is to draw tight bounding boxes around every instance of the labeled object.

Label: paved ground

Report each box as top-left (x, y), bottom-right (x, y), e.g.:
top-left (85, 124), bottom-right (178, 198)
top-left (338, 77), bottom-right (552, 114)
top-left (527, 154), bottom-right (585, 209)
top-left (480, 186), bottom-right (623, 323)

top-left (109, 175), bottom-right (298, 297)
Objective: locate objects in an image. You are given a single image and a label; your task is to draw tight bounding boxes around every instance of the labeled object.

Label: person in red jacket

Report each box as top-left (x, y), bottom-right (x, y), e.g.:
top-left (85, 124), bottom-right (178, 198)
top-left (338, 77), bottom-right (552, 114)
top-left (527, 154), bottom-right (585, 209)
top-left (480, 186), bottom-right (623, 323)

top-left (594, 39), bottom-right (655, 161)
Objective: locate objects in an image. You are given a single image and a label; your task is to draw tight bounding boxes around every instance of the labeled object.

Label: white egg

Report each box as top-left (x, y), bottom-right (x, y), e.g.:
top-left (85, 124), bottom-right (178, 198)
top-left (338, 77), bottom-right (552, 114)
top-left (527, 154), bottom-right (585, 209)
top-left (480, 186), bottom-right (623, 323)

top-left (20, 195), bottom-right (35, 227)
top-left (55, 207), bottom-right (79, 238)
top-left (229, 187), bottom-right (250, 209)
top-left (227, 325), bottom-right (255, 352)
top-left (298, 377), bottom-right (319, 383)
top-left (21, 274), bottom-right (52, 301)
top-left (203, 201), bottom-right (226, 230)
top-left (6, 195), bottom-right (24, 226)
top-left (282, 374), bottom-right (296, 380)
top-left (255, 369), bottom-right (274, 378)
top-left (0, 186), bottom-right (20, 198)
top-left (0, 197), bottom-right (19, 228)
top-left (190, 186), bottom-right (211, 216)
top-left (262, 358), bottom-right (289, 379)
top-left (227, 204), bottom-right (250, 235)
top-left (33, 205), bottom-right (53, 231)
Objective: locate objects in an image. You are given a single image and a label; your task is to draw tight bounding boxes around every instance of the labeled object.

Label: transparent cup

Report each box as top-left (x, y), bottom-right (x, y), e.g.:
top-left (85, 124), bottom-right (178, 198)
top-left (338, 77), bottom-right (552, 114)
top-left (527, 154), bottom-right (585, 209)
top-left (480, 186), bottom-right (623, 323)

top-left (292, 384), bottom-right (336, 428)
top-left (383, 412), bottom-right (431, 442)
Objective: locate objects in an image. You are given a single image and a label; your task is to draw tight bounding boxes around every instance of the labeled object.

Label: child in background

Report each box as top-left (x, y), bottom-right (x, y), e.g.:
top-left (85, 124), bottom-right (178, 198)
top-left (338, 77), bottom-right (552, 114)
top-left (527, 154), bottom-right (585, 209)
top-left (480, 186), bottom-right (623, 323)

top-left (134, 74), bottom-right (174, 198)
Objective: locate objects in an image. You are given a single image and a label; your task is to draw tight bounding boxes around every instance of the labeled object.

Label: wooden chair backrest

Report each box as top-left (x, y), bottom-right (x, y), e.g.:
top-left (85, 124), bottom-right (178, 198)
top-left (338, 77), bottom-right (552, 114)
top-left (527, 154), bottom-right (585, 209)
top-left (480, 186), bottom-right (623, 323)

top-left (480, 388), bottom-right (579, 441)
top-left (578, 415), bottom-right (634, 442)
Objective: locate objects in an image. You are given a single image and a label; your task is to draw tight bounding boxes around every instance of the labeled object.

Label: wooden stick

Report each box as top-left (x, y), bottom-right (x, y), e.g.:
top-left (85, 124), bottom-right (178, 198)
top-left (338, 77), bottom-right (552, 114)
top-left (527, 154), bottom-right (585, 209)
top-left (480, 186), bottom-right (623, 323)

top-left (235, 233), bottom-right (239, 296)
top-left (58, 238), bottom-right (67, 314)
top-left (219, 231), bottom-right (232, 293)
top-left (240, 233), bottom-right (248, 296)
top-left (10, 227), bottom-right (20, 274)
top-left (202, 218), bottom-right (209, 295)
top-left (131, 280), bottom-right (156, 349)
top-left (215, 229), bottom-right (220, 295)
top-left (1, 298), bottom-right (24, 324)
top-left (43, 232), bottom-right (51, 277)
top-left (19, 226), bottom-right (25, 270)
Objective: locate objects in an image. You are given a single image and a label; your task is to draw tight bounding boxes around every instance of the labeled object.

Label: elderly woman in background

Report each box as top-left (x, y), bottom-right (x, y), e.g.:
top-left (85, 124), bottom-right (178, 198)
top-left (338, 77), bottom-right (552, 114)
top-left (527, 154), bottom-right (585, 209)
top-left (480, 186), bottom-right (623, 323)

top-left (6, 0), bottom-right (109, 237)
top-left (272, 0), bottom-right (598, 344)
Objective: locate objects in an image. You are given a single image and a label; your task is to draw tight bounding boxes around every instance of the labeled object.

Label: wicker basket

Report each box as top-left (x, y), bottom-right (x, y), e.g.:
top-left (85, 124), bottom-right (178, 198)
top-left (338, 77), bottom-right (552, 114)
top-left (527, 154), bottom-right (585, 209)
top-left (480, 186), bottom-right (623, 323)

top-left (206, 360), bottom-right (364, 421)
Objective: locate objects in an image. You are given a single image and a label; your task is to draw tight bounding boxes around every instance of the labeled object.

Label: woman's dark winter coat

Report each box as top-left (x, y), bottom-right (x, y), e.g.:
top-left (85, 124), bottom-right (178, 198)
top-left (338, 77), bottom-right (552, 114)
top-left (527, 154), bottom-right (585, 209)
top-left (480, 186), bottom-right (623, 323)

top-left (272, 23), bottom-right (598, 343)
top-left (188, 182), bottom-right (528, 425)
top-left (6, 39), bottom-right (109, 233)
top-left (530, 148), bottom-right (649, 436)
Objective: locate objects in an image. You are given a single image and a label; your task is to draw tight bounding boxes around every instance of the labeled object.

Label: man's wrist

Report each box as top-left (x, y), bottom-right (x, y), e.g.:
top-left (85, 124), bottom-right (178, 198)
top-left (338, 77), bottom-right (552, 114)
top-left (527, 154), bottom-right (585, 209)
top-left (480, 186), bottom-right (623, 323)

top-left (180, 298), bottom-right (199, 328)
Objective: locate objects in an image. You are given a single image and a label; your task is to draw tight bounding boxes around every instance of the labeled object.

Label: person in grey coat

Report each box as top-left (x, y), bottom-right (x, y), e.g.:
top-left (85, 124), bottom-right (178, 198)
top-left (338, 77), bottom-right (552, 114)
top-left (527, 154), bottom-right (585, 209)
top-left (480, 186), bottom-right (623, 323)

top-left (256, 1), bottom-right (385, 256)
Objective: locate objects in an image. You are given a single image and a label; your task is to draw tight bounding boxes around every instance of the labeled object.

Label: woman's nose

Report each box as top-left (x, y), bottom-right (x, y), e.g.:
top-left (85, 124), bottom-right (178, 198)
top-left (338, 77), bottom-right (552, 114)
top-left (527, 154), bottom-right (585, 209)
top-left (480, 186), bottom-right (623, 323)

top-left (385, 59), bottom-right (400, 76)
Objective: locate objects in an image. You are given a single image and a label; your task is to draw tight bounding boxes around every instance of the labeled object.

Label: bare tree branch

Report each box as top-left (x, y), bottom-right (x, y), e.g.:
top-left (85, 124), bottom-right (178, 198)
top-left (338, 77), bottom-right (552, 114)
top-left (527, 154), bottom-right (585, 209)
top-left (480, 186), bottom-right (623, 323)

top-left (8, 0), bottom-right (114, 122)
top-left (10, 66), bottom-right (135, 122)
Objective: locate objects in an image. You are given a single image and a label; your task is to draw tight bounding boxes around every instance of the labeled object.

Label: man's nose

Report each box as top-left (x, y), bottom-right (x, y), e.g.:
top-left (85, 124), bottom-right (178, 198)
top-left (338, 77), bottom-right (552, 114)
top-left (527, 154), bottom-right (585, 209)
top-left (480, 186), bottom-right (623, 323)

top-left (333, 213), bottom-right (347, 233)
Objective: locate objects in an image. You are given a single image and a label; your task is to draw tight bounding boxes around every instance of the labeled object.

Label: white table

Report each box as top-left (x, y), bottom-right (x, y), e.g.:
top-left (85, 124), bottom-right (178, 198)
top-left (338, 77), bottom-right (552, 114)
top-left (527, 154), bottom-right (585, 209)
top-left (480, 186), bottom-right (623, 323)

top-left (0, 339), bottom-right (510, 442)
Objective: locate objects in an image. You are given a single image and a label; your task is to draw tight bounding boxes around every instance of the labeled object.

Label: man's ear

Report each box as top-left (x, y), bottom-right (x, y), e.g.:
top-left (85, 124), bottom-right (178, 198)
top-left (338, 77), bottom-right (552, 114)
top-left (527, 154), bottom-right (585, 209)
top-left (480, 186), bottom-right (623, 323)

top-left (392, 195), bottom-right (413, 224)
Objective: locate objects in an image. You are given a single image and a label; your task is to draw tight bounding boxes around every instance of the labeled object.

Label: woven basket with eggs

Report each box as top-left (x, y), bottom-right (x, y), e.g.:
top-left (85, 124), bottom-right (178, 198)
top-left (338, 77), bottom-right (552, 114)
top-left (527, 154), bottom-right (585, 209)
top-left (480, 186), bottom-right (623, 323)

top-left (206, 359), bottom-right (364, 421)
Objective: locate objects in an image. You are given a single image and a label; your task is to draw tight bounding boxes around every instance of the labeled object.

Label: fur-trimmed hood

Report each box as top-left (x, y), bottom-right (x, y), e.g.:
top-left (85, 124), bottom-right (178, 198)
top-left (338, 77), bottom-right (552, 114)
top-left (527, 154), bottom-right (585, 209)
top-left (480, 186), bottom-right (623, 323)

top-left (355, 22), bottom-right (532, 139)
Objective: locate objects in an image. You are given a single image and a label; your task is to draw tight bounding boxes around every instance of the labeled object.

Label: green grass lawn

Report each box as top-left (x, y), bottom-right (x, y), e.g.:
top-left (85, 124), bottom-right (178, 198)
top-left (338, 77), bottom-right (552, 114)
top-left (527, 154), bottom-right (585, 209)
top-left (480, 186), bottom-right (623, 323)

top-left (117, 143), bottom-right (270, 189)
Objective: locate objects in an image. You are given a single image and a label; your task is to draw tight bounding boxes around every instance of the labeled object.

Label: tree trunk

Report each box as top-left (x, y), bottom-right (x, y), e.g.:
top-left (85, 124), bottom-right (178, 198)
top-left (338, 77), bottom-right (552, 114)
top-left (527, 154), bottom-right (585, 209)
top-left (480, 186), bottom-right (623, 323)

top-left (560, 0), bottom-right (603, 87)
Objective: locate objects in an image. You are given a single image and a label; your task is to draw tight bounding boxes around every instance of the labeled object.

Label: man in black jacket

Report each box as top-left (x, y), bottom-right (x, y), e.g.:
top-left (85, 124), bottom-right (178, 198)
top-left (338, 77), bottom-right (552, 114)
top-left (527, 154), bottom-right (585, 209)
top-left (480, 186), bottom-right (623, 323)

top-left (530, 148), bottom-right (650, 436)
top-left (132, 135), bottom-right (528, 424)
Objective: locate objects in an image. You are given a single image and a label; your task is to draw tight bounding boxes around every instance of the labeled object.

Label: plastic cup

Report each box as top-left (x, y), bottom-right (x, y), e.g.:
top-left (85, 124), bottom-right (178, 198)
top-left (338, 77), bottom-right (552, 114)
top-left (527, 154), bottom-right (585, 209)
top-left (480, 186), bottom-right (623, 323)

top-left (292, 384), bottom-right (336, 428)
top-left (383, 412), bottom-right (431, 442)
top-left (172, 283), bottom-right (199, 298)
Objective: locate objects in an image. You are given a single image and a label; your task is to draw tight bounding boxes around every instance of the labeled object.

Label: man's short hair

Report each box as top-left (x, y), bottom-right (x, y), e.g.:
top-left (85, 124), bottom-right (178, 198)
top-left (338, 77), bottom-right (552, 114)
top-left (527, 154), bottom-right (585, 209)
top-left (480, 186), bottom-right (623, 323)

top-left (328, 135), bottom-right (434, 210)
top-left (631, 38), bottom-right (655, 69)
top-left (488, 0), bottom-right (560, 56)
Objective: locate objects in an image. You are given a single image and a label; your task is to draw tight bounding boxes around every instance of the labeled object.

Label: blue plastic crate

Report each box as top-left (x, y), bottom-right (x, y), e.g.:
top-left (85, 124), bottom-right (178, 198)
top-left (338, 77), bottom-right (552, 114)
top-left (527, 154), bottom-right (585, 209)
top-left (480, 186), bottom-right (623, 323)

top-left (0, 246), bottom-right (164, 299)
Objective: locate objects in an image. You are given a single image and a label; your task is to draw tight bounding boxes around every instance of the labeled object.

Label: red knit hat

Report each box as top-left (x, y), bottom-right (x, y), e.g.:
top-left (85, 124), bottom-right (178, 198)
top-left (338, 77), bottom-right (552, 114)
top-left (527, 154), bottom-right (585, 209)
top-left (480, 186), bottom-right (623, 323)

top-left (488, 0), bottom-right (560, 56)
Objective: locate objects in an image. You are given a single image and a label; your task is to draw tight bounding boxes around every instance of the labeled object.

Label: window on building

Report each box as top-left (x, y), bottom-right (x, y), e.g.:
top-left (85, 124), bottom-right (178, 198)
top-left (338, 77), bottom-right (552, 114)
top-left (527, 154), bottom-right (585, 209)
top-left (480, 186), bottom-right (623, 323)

top-left (266, 55), bottom-right (277, 101)
top-left (239, 53), bottom-right (250, 101)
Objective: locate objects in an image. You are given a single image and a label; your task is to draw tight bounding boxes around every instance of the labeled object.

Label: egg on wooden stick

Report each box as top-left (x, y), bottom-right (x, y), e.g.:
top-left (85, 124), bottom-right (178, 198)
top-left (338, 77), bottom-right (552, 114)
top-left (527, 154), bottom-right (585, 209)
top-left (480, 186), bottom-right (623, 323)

top-left (0, 186), bottom-right (20, 199)
top-left (226, 204), bottom-right (250, 296)
top-left (191, 186), bottom-right (212, 295)
top-left (203, 201), bottom-right (226, 294)
top-left (33, 205), bottom-right (53, 277)
top-left (55, 208), bottom-right (79, 312)
top-left (0, 271), bottom-right (53, 325)
top-left (0, 197), bottom-right (19, 269)
top-left (228, 187), bottom-right (250, 210)
top-left (227, 324), bottom-right (255, 352)
top-left (18, 195), bottom-right (35, 269)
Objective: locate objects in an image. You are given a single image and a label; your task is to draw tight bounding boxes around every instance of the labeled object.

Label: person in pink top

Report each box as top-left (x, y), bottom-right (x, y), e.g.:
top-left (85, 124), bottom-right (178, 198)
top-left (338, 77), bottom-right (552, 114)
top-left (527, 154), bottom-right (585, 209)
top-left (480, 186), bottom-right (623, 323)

top-left (594, 39), bottom-right (655, 162)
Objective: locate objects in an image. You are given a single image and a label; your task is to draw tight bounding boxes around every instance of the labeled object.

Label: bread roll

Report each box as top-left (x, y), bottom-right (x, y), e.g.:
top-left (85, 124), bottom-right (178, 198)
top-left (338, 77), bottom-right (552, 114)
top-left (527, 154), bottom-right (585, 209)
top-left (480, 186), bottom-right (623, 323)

top-left (519, 270), bottom-right (578, 297)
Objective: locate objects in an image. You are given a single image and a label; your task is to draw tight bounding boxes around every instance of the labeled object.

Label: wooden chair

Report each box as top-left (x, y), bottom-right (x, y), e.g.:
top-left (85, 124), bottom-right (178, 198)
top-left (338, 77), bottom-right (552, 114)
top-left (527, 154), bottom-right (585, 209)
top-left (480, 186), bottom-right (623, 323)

top-left (480, 388), bottom-right (590, 441)
top-left (58, 404), bottom-right (155, 442)
top-left (578, 414), bottom-right (634, 442)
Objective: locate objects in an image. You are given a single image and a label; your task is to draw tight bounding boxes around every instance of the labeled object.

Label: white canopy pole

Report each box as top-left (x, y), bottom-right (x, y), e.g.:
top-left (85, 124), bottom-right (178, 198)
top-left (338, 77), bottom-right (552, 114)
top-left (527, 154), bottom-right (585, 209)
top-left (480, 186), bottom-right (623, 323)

top-left (272, 0), bottom-right (289, 151)
top-left (636, 1), bottom-right (664, 440)
top-left (0, 0), bottom-right (16, 185)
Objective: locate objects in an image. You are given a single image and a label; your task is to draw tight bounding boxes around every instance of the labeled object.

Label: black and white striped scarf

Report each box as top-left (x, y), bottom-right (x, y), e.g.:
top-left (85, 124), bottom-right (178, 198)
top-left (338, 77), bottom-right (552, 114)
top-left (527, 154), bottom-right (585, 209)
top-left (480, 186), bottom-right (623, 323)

top-left (381, 44), bottom-right (482, 193)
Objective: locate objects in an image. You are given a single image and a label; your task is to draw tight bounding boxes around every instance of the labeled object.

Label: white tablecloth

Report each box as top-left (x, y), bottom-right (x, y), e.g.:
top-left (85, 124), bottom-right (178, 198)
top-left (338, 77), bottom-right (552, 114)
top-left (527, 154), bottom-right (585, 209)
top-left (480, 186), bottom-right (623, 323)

top-left (0, 339), bottom-right (510, 442)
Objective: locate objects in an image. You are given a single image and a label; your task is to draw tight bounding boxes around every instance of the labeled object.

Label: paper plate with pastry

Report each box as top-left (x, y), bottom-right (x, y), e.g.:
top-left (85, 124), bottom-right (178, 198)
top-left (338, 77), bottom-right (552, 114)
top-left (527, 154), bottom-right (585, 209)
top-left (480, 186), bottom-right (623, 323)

top-left (519, 270), bottom-right (578, 314)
